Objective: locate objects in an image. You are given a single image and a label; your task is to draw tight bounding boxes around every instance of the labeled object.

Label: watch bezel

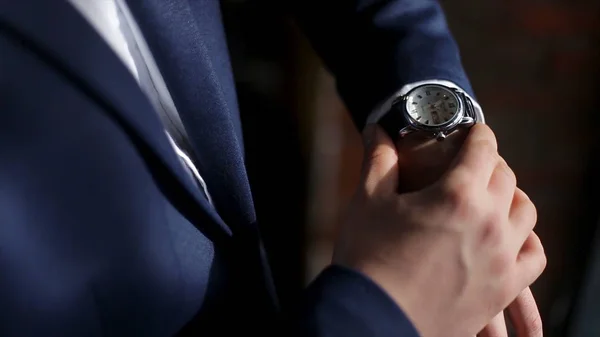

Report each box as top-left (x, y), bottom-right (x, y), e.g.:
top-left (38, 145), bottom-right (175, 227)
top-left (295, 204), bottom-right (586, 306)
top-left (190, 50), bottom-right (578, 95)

top-left (397, 84), bottom-right (465, 132)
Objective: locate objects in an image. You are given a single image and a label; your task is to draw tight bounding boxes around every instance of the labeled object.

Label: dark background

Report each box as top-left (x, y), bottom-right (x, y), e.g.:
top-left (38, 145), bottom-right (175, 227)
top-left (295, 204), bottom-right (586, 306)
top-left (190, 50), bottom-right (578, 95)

top-left (221, 0), bottom-right (600, 335)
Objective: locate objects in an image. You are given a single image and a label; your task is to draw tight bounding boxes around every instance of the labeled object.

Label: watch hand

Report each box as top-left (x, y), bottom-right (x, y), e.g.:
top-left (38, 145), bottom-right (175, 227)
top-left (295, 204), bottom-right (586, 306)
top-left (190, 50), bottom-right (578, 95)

top-left (428, 102), bottom-right (442, 111)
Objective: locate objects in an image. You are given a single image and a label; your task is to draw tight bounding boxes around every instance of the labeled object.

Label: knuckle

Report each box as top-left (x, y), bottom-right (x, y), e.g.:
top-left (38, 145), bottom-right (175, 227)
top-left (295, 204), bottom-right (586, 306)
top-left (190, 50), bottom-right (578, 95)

top-left (522, 192), bottom-right (537, 216)
top-left (535, 251), bottom-right (548, 277)
top-left (475, 124), bottom-right (498, 143)
top-left (527, 202), bottom-right (538, 228)
top-left (514, 188), bottom-right (531, 204)
top-left (525, 239), bottom-right (547, 281)
top-left (514, 191), bottom-right (538, 228)
top-left (450, 191), bottom-right (479, 219)
top-left (442, 177), bottom-right (477, 212)
top-left (498, 159), bottom-right (517, 186)
top-left (476, 139), bottom-right (499, 159)
top-left (480, 215), bottom-right (505, 247)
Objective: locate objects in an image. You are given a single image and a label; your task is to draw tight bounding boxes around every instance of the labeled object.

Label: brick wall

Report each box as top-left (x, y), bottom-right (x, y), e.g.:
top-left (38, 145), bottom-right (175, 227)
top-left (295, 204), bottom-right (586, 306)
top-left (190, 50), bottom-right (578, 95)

top-left (302, 1), bottom-right (600, 336)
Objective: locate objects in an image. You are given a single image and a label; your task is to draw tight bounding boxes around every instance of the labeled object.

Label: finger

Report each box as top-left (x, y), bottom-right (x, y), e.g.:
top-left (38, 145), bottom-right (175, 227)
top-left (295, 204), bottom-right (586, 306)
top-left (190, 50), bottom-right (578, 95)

top-left (487, 158), bottom-right (517, 211)
top-left (478, 312), bottom-right (508, 337)
top-left (509, 188), bottom-right (538, 241)
top-left (507, 287), bottom-right (543, 337)
top-left (517, 232), bottom-right (547, 287)
top-left (444, 124), bottom-right (499, 188)
top-left (361, 124), bottom-right (399, 196)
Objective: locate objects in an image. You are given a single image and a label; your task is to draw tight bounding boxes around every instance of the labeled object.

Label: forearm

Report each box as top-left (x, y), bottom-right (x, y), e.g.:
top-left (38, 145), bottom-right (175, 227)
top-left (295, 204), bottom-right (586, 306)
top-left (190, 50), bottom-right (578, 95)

top-left (290, 0), bottom-right (472, 130)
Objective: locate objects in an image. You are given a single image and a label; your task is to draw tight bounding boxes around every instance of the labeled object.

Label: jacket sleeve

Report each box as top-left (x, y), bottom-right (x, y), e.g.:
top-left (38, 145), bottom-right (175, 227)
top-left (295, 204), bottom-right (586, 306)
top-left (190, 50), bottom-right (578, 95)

top-left (293, 265), bottom-right (421, 337)
top-left (289, 0), bottom-right (474, 130)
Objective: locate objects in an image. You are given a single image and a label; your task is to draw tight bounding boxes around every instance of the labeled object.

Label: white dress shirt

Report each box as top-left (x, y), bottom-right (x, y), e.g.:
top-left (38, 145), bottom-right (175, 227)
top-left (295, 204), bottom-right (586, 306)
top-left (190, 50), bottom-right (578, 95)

top-left (67, 0), bottom-right (213, 205)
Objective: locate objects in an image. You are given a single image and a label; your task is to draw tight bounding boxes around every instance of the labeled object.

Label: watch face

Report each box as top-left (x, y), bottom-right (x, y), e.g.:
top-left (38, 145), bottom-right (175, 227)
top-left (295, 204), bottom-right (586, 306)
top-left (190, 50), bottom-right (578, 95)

top-left (405, 85), bottom-right (460, 127)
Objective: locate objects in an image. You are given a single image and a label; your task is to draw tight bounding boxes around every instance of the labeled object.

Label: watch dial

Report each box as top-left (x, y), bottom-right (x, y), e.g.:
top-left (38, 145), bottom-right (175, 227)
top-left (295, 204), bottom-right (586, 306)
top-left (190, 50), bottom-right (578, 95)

top-left (405, 86), bottom-right (460, 126)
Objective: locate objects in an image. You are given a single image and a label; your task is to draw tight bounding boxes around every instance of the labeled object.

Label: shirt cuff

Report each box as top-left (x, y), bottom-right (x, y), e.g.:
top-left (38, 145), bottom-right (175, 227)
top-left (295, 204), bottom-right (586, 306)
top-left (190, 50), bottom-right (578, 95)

top-left (365, 79), bottom-right (484, 128)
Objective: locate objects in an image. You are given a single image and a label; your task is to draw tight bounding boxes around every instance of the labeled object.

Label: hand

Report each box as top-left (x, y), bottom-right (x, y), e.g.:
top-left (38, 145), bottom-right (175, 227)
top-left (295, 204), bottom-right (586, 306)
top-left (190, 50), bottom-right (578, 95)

top-left (395, 128), bottom-right (469, 193)
top-left (333, 124), bottom-right (546, 337)
top-left (395, 129), bottom-right (544, 337)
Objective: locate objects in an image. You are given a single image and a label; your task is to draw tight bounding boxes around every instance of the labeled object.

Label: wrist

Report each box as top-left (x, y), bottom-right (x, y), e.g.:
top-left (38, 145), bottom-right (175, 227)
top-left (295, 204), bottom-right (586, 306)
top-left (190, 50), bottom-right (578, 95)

top-left (367, 79), bottom-right (484, 128)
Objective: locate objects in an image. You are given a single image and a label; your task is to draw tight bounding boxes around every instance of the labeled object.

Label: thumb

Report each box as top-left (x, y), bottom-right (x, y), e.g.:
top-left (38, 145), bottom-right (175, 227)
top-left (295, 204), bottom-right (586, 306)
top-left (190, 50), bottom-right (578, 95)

top-left (361, 123), bottom-right (399, 196)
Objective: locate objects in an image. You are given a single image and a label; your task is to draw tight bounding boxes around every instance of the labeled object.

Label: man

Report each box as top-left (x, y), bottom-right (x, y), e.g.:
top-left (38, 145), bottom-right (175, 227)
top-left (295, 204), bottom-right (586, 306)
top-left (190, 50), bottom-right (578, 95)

top-left (0, 0), bottom-right (545, 336)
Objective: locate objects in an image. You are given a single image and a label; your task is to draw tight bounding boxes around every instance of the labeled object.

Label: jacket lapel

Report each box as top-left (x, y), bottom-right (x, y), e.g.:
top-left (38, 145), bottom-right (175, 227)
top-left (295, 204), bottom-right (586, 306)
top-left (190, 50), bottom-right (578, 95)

top-left (125, 0), bottom-right (257, 232)
top-left (0, 0), bottom-right (232, 242)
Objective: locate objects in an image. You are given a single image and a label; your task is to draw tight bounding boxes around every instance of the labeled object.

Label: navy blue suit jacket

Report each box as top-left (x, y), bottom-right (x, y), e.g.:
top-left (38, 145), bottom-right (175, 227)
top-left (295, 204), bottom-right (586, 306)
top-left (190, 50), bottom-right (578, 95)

top-left (0, 0), bottom-right (472, 336)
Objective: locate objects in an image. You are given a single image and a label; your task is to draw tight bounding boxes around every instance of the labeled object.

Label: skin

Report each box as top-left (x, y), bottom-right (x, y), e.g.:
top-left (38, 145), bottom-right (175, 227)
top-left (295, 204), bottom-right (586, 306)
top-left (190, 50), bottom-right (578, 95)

top-left (333, 124), bottom-right (546, 337)
top-left (394, 128), bottom-right (543, 337)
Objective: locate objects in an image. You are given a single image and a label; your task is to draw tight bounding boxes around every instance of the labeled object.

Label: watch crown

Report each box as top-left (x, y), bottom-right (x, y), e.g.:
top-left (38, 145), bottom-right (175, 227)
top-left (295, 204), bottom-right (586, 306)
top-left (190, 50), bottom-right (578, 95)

top-left (435, 132), bottom-right (447, 141)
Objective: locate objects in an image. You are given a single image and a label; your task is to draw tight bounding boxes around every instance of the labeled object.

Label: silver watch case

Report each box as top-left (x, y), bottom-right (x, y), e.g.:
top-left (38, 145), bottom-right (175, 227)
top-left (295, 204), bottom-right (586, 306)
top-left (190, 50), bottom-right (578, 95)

top-left (395, 84), bottom-right (482, 141)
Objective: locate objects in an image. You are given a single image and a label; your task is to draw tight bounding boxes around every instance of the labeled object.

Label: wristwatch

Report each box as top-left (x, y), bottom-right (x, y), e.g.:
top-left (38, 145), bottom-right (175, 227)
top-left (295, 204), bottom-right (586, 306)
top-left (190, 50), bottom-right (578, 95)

top-left (375, 82), bottom-right (485, 141)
